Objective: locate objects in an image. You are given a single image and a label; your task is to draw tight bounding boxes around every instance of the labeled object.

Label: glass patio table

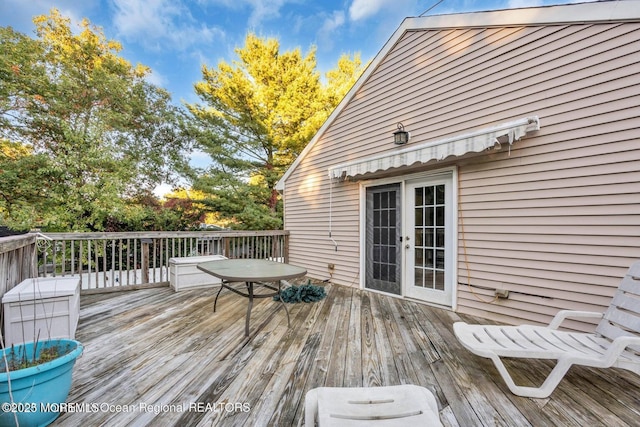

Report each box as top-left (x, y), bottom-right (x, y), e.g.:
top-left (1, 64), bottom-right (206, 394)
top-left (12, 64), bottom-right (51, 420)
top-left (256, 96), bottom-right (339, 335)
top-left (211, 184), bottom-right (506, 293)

top-left (197, 259), bottom-right (307, 337)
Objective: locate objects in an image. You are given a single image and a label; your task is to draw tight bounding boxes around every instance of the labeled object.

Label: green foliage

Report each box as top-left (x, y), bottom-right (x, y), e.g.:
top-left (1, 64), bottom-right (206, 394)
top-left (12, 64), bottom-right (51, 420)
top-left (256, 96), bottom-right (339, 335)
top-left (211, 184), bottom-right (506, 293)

top-left (0, 10), bottom-right (192, 231)
top-left (0, 141), bottom-right (54, 226)
top-left (102, 194), bottom-right (204, 232)
top-left (187, 33), bottom-right (364, 229)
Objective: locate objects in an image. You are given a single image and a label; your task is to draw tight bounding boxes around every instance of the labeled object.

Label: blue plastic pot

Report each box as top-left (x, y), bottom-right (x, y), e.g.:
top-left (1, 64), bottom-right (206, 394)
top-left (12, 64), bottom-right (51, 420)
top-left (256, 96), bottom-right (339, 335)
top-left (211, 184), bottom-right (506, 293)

top-left (0, 339), bottom-right (83, 427)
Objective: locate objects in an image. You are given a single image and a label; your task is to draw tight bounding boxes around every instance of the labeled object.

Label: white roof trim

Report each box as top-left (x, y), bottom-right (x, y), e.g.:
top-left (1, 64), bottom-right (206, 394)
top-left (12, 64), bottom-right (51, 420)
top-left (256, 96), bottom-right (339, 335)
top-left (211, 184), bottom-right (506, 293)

top-left (275, 1), bottom-right (640, 191)
top-left (407, 1), bottom-right (640, 30)
top-left (328, 117), bottom-right (540, 180)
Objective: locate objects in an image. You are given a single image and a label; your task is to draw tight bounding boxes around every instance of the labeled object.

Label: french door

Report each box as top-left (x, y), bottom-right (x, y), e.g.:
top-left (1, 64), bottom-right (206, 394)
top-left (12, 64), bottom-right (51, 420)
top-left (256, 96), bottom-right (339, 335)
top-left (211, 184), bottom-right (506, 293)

top-left (404, 177), bottom-right (454, 305)
top-left (364, 173), bottom-right (454, 306)
top-left (365, 184), bottom-right (402, 295)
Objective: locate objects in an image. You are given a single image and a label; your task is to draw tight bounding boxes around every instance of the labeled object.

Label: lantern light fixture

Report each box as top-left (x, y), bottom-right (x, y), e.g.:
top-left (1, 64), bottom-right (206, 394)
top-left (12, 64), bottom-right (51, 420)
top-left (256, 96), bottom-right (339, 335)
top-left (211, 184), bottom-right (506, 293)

top-left (393, 122), bottom-right (409, 145)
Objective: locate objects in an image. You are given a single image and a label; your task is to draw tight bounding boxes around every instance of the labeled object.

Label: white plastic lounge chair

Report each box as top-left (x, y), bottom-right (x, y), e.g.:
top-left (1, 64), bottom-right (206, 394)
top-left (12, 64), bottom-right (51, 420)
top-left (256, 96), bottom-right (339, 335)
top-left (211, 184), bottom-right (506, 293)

top-left (453, 261), bottom-right (640, 398)
top-left (304, 384), bottom-right (442, 426)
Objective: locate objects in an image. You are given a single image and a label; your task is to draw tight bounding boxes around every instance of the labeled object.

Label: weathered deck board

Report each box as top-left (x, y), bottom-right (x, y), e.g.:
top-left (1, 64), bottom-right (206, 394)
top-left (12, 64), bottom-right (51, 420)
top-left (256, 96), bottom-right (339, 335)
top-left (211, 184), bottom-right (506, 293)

top-left (52, 282), bottom-right (639, 426)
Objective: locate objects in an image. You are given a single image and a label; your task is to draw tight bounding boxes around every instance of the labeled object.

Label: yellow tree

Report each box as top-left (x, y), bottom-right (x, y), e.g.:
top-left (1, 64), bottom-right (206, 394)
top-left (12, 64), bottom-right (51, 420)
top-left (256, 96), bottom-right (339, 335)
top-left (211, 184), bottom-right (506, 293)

top-left (188, 34), bottom-right (364, 229)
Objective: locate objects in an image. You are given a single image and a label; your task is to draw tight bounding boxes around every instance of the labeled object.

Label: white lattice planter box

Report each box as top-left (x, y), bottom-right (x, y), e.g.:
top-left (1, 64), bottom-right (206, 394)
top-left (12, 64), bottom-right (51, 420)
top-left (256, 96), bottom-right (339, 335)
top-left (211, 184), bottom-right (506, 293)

top-left (169, 255), bottom-right (227, 291)
top-left (2, 277), bottom-right (81, 347)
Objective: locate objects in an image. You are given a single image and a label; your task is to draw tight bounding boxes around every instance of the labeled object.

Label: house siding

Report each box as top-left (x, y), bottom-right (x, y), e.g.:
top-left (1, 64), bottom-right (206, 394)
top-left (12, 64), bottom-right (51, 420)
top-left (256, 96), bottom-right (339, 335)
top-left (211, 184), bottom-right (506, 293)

top-left (283, 18), bottom-right (640, 332)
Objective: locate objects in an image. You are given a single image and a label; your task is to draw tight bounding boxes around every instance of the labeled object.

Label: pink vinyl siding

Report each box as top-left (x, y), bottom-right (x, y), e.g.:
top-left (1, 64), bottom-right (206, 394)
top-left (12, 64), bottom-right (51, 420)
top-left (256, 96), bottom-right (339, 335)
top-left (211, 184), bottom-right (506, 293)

top-left (457, 122), bottom-right (640, 330)
top-left (283, 18), bottom-right (640, 331)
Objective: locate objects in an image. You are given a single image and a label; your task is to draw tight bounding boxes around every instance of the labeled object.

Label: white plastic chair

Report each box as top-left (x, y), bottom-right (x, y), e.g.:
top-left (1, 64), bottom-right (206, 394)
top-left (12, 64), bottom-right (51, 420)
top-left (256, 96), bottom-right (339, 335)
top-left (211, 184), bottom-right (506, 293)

top-left (304, 384), bottom-right (442, 426)
top-left (453, 261), bottom-right (640, 398)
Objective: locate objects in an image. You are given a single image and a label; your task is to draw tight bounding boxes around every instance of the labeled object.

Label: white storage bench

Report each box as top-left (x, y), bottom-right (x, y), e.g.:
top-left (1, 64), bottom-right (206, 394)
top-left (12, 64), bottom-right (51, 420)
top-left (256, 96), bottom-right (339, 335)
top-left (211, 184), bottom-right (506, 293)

top-left (169, 255), bottom-right (227, 291)
top-left (2, 277), bottom-right (81, 347)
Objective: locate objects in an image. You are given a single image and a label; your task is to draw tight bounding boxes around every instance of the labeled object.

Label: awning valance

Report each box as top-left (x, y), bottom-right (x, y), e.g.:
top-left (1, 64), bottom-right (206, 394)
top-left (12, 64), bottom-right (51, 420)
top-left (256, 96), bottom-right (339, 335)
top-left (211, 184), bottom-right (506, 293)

top-left (328, 116), bottom-right (540, 179)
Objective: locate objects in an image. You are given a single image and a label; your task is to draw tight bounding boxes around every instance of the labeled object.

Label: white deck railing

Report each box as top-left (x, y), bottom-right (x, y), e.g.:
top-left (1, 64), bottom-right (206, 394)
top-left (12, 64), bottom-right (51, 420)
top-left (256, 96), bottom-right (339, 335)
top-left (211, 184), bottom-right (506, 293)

top-left (0, 234), bottom-right (38, 297)
top-left (33, 231), bottom-right (289, 292)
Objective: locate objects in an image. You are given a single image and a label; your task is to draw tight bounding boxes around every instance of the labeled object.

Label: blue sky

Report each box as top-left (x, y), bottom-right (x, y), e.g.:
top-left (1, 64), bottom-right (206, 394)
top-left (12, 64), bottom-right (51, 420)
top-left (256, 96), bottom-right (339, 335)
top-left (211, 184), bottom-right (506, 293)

top-left (0, 0), bottom-right (574, 106)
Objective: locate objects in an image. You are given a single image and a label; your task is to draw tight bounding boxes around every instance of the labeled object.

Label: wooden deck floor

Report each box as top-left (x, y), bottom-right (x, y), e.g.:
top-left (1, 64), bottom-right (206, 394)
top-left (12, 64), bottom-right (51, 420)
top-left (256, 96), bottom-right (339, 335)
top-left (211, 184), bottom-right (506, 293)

top-left (53, 282), bottom-right (640, 426)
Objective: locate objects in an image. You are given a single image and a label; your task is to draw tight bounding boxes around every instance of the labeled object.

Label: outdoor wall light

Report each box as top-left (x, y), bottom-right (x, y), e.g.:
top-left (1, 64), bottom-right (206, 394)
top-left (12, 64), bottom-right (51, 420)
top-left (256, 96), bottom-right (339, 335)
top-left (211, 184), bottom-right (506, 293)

top-left (393, 123), bottom-right (409, 145)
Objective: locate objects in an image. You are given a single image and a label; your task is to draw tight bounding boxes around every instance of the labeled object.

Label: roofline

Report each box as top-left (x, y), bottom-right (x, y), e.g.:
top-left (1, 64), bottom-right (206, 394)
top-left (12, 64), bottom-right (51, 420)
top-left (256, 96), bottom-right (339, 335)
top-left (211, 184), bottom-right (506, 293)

top-left (275, 0), bottom-right (640, 191)
top-left (406, 1), bottom-right (640, 29)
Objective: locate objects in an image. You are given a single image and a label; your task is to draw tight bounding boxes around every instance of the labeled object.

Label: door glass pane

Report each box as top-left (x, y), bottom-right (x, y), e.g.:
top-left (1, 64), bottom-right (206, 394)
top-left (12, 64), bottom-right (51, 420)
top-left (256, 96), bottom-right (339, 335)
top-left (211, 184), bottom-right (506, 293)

top-left (414, 268), bottom-right (424, 288)
top-left (435, 271), bottom-right (445, 291)
top-left (436, 206), bottom-right (444, 226)
top-left (436, 249), bottom-right (445, 269)
top-left (426, 249), bottom-right (434, 268)
top-left (425, 187), bottom-right (434, 205)
top-left (415, 228), bottom-right (424, 246)
top-left (425, 229), bottom-right (434, 247)
top-left (424, 270), bottom-right (434, 289)
top-left (436, 185), bottom-right (445, 204)
top-left (425, 207), bottom-right (434, 226)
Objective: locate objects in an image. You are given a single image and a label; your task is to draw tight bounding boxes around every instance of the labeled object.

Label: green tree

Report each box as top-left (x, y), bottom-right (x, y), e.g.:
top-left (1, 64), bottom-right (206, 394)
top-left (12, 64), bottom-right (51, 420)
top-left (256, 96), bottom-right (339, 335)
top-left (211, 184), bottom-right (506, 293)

top-left (0, 10), bottom-right (191, 231)
top-left (188, 33), bottom-right (364, 229)
top-left (0, 140), bottom-right (58, 229)
top-left (103, 193), bottom-right (205, 232)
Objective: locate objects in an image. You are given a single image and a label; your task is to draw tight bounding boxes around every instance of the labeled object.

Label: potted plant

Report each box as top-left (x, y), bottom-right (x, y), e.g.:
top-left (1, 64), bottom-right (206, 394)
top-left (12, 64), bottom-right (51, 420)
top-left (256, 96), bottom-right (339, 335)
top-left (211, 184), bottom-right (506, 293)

top-left (0, 338), bottom-right (83, 426)
top-left (0, 276), bottom-right (84, 426)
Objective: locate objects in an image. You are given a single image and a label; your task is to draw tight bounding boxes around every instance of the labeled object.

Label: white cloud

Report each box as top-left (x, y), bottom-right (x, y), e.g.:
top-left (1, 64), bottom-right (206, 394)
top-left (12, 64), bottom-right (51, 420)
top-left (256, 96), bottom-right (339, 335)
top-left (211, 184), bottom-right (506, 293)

top-left (153, 183), bottom-right (173, 198)
top-left (111, 0), bottom-right (224, 51)
top-left (144, 68), bottom-right (167, 87)
top-left (315, 10), bottom-right (346, 52)
top-left (348, 0), bottom-right (421, 23)
top-left (246, 0), bottom-right (288, 28)
top-left (202, 0), bottom-right (289, 28)
top-left (348, 0), bottom-right (387, 21)
top-left (322, 10), bottom-right (346, 32)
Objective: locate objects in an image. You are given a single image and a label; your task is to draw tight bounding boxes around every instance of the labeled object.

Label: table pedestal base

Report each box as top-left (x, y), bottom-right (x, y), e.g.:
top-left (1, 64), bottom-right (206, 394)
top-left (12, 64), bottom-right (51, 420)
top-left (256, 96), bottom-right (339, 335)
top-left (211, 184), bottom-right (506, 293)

top-left (214, 281), bottom-right (290, 337)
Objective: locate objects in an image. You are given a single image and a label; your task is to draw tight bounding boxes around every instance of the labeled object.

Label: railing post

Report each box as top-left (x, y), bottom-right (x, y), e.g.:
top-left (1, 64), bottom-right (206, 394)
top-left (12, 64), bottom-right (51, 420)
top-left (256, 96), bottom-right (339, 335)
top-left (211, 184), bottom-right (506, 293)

top-left (140, 238), bottom-right (152, 284)
top-left (283, 233), bottom-right (289, 263)
top-left (224, 237), bottom-right (231, 259)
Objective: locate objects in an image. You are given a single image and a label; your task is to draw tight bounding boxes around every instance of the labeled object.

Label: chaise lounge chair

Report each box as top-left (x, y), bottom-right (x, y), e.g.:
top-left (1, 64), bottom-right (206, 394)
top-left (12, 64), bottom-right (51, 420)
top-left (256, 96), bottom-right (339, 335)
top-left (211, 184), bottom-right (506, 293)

top-left (453, 261), bottom-right (640, 398)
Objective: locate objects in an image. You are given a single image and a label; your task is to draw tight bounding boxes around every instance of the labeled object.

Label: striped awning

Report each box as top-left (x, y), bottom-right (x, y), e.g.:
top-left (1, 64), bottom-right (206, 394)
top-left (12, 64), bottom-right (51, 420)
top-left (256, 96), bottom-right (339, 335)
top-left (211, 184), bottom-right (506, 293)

top-left (328, 116), bottom-right (540, 179)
